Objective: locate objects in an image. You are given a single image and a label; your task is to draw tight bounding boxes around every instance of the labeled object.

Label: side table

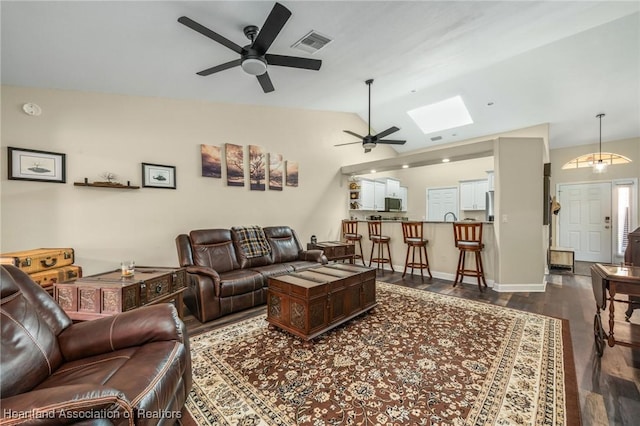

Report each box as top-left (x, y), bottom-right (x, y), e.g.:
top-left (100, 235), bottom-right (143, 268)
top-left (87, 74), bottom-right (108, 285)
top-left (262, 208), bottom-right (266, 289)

top-left (307, 241), bottom-right (355, 263)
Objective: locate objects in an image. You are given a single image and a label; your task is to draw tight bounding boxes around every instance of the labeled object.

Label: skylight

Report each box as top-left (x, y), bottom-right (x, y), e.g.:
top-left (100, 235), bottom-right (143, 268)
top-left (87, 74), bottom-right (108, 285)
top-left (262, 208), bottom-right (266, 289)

top-left (407, 96), bottom-right (473, 135)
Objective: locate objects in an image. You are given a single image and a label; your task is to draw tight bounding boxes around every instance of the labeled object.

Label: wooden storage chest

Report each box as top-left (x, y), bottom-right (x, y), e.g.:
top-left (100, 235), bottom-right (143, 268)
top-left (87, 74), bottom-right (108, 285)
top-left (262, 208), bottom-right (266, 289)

top-left (54, 266), bottom-right (187, 321)
top-left (307, 241), bottom-right (355, 263)
top-left (267, 264), bottom-right (376, 341)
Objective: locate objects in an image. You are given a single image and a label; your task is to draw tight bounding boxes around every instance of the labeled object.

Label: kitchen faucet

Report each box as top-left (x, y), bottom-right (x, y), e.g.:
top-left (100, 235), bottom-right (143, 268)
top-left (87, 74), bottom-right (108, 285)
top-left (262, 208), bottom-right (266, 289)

top-left (444, 212), bottom-right (458, 222)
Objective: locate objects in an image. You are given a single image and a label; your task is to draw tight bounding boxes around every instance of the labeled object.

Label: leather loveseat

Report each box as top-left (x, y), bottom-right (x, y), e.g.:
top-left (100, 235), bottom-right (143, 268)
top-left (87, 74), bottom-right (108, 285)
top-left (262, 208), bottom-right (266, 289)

top-left (175, 225), bottom-right (327, 322)
top-left (0, 264), bottom-right (192, 426)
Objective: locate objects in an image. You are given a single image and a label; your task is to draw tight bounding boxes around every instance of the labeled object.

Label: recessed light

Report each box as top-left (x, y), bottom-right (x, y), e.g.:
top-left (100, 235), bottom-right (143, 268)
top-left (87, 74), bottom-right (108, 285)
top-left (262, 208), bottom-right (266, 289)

top-left (402, 165), bottom-right (409, 169)
top-left (370, 169), bottom-right (376, 173)
top-left (487, 102), bottom-right (494, 106)
top-left (442, 158), bottom-right (450, 163)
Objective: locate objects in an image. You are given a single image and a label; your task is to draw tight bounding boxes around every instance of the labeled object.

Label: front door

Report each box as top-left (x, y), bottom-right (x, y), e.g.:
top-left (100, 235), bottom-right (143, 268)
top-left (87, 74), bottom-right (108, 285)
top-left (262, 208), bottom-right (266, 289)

top-left (558, 182), bottom-right (612, 262)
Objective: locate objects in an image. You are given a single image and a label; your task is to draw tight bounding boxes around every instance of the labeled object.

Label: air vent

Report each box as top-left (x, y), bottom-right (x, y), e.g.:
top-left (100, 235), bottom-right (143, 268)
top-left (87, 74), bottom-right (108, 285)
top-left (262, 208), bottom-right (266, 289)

top-left (430, 136), bottom-right (443, 142)
top-left (292, 30), bottom-right (332, 54)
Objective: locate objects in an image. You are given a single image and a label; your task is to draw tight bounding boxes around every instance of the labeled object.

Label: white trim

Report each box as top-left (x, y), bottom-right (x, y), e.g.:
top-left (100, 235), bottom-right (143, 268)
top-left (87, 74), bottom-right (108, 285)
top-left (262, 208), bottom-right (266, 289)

top-left (493, 277), bottom-right (547, 292)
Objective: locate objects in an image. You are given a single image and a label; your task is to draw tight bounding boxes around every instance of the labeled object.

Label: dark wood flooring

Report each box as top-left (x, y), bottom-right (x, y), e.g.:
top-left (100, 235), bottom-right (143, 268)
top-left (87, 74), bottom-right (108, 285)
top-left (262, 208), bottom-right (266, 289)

top-left (183, 268), bottom-right (640, 426)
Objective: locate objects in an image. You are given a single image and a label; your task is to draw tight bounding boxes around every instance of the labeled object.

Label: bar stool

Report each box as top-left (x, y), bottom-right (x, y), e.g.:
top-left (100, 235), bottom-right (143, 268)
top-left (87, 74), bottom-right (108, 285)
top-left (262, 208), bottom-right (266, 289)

top-left (401, 221), bottom-right (432, 280)
top-left (453, 222), bottom-right (487, 292)
top-left (368, 221), bottom-right (394, 272)
top-left (342, 219), bottom-right (364, 265)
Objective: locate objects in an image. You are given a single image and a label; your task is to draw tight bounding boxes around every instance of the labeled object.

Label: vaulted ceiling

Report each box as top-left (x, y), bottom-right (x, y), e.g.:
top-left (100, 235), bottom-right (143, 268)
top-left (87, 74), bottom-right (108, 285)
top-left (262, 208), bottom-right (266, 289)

top-left (2, 1), bottom-right (638, 153)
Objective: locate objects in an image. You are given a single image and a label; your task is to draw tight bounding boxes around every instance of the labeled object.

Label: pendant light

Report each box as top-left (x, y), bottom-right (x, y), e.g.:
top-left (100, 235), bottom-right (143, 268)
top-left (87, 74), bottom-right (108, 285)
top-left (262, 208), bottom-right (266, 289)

top-left (561, 113), bottom-right (632, 171)
top-left (593, 113), bottom-right (607, 173)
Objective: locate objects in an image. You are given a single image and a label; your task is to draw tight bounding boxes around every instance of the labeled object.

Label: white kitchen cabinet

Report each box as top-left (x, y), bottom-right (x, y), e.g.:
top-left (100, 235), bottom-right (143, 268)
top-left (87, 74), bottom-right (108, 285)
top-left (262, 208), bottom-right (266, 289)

top-left (399, 186), bottom-right (408, 212)
top-left (382, 178), bottom-right (401, 198)
top-left (486, 171), bottom-right (495, 191)
top-left (460, 179), bottom-right (488, 210)
top-left (351, 177), bottom-right (404, 211)
top-left (360, 179), bottom-right (375, 210)
top-left (374, 180), bottom-right (386, 210)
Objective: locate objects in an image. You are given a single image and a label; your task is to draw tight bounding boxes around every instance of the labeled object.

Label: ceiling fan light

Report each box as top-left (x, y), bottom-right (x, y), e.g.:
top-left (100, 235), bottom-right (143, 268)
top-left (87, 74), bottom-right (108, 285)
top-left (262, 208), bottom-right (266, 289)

top-left (363, 141), bottom-right (376, 149)
top-left (241, 58), bottom-right (267, 75)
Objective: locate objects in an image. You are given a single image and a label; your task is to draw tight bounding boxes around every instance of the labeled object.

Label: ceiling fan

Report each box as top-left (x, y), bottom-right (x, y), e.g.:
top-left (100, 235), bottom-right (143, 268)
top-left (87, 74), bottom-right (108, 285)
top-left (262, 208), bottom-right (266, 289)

top-left (178, 2), bottom-right (322, 93)
top-left (335, 79), bottom-right (406, 153)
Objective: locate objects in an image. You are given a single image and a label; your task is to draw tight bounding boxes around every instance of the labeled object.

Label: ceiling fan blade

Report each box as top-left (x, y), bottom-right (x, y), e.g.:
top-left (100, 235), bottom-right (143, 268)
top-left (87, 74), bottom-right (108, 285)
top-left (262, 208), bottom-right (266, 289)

top-left (257, 72), bottom-right (275, 93)
top-left (178, 16), bottom-right (243, 54)
top-left (265, 54), bottom-right (322, 71)
top-left (374, 126), bottom-right (400, 140)
top-left (196, 59), bottom-right (242, 76)
top-left (252, 3), bottom-right (291, 55)
top-left (334, 141), bottom-right (363, 147)
top-left (377, 139), bottom-right (406, 145)
top-left (343, 130), bottom-right (365, 139)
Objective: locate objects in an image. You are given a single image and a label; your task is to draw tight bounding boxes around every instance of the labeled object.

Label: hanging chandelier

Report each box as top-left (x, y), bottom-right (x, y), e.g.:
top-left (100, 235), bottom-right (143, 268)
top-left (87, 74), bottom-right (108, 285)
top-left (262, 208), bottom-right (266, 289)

top-left (561, 113), bottom-right (632, 171)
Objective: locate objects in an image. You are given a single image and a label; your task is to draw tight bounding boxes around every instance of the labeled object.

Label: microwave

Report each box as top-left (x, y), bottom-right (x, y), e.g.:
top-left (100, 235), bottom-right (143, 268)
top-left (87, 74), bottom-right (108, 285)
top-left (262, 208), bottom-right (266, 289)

top-left (384, 197), bottom-right (402, 212)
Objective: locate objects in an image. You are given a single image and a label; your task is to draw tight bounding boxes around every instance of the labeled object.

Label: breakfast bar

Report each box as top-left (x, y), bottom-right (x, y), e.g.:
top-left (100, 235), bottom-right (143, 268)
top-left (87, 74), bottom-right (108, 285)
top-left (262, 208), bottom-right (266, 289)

top-left (345, 220), bottom-right (496, 286)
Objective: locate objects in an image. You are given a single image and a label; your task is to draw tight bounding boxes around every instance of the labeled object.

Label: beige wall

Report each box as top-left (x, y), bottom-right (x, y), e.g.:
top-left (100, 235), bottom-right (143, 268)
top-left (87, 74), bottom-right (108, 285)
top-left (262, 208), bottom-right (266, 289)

top-left (1, 86), bottom-right (398, 275)
top-left (494, 137), bottom-right (545, 288)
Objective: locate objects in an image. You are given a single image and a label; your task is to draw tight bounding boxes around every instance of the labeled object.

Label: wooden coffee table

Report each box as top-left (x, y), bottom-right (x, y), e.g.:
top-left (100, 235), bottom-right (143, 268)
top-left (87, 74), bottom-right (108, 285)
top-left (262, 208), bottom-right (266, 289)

top-left (267, 264), bottom-right (376, 341)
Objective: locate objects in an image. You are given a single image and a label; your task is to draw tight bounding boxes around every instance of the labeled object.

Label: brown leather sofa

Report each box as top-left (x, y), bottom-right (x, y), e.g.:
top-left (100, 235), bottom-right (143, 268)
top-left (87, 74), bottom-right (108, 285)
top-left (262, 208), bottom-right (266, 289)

top-left (176, 225), bottom-right (327, 322)
top-left (0, 264), bottom-right (192, 426)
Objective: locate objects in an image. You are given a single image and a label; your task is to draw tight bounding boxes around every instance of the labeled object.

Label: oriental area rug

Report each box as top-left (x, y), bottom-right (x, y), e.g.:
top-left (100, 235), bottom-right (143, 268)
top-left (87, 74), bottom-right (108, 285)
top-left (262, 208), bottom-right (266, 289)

top-left (185, 282), bottom-right (580, 426)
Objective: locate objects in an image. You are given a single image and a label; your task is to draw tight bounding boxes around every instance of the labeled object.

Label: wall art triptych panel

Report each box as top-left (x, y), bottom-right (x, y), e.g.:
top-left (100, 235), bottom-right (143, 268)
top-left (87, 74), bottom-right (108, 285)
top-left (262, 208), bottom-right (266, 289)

top-left (249, 145), bottom-right (266, 191)
top-left (269, 153), bottom-right (283, 191)
top-left (286, 161), bottom-right (298, 187)
top-left (201, 144), bottom-right (221, 178)
top-left (225, 143), bottom-right (244, 187)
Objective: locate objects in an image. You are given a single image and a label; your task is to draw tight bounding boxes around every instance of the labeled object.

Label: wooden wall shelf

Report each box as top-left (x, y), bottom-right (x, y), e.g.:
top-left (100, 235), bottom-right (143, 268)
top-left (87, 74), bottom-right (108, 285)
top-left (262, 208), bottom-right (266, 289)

top-left (74, 181), bottom-right (140, 189)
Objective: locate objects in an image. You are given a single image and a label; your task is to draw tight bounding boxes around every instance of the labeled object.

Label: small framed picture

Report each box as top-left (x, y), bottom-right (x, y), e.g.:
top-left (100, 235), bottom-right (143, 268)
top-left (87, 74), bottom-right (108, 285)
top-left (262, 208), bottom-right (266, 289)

top-left (7, 147), bottom-right (66, 183)
top-left (142, 163), bottom-right (176, 189)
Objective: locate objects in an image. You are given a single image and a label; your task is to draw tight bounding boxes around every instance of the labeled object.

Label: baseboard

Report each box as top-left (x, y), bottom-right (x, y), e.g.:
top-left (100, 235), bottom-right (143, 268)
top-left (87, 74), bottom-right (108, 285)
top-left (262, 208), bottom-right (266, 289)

top-left (374, 263), bottom-right (495, 289)
top-left (492, 280), bottom-right (547, 292)
top-left (373, 263), bottom-right (546, 293)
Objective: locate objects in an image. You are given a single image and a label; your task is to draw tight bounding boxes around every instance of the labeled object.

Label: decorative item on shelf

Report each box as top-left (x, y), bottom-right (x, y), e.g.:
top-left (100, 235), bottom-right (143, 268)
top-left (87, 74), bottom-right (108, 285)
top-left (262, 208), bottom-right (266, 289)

top-left (101, 172), bottom-right (118, 183)
top-left (310, 235), bottom-right (317, 245)
top-left (350, 201), bottom-right (361, 210)
top-left (349, 181), bottom-right (360, 190)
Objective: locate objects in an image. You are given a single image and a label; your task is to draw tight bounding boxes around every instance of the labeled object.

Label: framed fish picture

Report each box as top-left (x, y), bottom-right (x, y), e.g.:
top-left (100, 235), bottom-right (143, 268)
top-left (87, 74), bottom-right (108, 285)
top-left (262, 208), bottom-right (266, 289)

top-left (142, 163), bottom-right (176, 189)
top-left (7, 147), bottom-right (66, 183)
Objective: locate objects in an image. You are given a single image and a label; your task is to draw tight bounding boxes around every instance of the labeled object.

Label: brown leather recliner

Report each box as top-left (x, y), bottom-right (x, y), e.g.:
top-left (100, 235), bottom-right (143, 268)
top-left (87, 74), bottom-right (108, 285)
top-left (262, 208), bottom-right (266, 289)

top-left (176, 225), bottom-right (326, 322)
top-left (0, 265), bottom-right (192, 426)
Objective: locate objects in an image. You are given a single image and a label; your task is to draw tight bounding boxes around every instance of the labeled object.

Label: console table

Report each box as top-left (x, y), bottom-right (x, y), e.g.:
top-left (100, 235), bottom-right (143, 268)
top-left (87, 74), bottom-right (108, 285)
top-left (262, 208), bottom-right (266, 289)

top-left (591, 263), bottom-right (640, 356)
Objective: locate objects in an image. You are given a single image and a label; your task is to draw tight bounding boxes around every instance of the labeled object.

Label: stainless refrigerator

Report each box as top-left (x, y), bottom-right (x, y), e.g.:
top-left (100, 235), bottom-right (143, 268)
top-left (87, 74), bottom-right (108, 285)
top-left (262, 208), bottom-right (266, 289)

top-left (486, 190), bottom-right (495, 221)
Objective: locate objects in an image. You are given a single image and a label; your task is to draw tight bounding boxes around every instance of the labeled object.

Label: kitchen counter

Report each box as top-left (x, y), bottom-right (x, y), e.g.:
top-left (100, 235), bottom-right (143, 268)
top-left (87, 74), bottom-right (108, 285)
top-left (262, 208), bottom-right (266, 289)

top-left (346, 220), bottom-right (496, 286)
